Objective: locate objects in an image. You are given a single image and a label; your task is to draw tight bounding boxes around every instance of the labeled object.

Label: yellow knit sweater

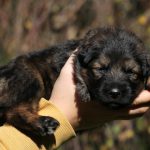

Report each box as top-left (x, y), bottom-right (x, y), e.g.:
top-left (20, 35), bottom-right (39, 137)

top-left (0, 98), bottom-right (76, 150)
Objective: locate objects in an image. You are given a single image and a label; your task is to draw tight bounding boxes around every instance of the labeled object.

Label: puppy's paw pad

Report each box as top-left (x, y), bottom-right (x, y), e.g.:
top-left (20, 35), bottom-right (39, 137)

top-left (39, 116), bottom-right (59, 136)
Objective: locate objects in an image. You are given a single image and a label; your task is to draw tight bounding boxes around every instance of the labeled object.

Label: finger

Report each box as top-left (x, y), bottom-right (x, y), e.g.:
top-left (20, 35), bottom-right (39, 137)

top-left (60, 48), bottom-right (78, 74)
top-left (118, 107), bottom-right (150, 119)
top-left (128, 106), bottom-right (150, 115)
top-left (62, 48), bottom-right (78, 67)
top-left (132, 90), bottom-right (150, 106)
top-left (116, 114), bottom-right (144, 120)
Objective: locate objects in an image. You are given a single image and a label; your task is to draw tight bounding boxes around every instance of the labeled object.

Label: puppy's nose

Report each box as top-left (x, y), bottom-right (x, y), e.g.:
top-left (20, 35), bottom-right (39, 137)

top-left (109, 88), bottom-right (121, 99)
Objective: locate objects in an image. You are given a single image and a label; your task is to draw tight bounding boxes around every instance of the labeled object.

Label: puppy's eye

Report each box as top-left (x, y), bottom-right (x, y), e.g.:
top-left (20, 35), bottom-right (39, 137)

top-left (125, 69), bottom-right (139, 80)
top-left (126, 69), bottom-right (137, 75)
top-left (94, 66), bottom-right (108, 72)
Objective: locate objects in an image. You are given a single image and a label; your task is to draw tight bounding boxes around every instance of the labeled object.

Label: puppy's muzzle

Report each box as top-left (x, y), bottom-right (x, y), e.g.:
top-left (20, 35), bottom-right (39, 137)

top-left (108, 88), bottom-right (121, 99)
top-left (101, 81), bottom-right (131, 109)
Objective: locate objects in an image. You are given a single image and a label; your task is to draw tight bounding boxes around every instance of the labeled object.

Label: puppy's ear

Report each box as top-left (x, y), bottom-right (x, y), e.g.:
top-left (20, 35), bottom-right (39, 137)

top-left (145, 77), bottom-right (150, 90)
top-left (77, 50), bottom-right (96, 67)
top-left (143, 55), bottom-right (150, 90)
top-left (74, 58), bottom-right (91, 102)
top-left (77, 27), bottom-right (109, 66)
top-left (76, 76), bottom-right (91, 102)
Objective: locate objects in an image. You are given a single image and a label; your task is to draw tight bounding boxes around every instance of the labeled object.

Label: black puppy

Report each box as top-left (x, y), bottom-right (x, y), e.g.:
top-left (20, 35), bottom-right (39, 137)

top-left (75, 28), bottom-right (150, 108)
top-left (0, 27), bottom-right (149, 136)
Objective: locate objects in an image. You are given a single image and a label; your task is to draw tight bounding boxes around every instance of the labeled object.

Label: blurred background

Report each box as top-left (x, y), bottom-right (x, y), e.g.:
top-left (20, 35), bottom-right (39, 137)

top-left (0, 0), bottom-right (150, 149)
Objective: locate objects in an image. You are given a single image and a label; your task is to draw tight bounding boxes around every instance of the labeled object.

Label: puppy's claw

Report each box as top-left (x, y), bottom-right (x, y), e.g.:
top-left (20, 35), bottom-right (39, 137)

top-left (39, 116), bottom-right (60, 136)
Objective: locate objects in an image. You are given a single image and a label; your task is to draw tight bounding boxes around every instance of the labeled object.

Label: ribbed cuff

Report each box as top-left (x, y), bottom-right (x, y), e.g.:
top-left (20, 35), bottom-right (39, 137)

top-left (0, 125), bottom-right (43, 150)
top-left (0, 98), bottom-right (75, 150)
top-left (39, 98), bottom-right (76, 148)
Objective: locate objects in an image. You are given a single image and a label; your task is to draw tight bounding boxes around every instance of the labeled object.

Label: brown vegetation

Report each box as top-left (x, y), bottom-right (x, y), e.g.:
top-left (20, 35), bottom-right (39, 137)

top-left (0, 0), bottom-right (150, 149)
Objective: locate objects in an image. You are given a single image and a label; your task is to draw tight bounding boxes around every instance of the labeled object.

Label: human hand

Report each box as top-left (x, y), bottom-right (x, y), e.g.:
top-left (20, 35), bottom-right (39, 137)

top-left (50, 52), bottom-right (150, 132)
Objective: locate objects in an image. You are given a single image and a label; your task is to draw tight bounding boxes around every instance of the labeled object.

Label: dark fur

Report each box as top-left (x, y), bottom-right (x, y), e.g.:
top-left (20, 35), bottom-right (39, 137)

top-left (0, 27), bottom-right (149, 136)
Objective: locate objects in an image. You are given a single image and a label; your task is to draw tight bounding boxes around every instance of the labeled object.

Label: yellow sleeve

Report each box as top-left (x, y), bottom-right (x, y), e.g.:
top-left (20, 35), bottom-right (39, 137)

top-left (0, 98), bottom-right (76, 150)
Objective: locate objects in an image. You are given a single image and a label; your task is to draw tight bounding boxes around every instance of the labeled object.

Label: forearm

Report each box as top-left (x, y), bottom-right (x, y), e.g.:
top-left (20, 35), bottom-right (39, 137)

top-left (39, 98), bottom-right (76, 148)
top-left (0, 98), bottom-right (76, 150)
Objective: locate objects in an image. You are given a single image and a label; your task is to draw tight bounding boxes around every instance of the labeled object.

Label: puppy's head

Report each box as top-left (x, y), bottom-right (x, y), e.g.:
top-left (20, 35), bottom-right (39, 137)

top-left (75, 27), bottom-right (149, 109)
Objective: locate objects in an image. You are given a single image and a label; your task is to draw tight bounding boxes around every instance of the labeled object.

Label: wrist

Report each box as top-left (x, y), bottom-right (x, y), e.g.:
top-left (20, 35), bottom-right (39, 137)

top-left (50, 98), bottom-right (80, 131)
top-left (39, 98), bottom-right (76, 147)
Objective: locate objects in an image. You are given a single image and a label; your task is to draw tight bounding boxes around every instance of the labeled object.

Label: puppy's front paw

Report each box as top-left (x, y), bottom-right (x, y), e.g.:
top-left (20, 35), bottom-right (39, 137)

top-left (39, 116), bottom-right (59, 136)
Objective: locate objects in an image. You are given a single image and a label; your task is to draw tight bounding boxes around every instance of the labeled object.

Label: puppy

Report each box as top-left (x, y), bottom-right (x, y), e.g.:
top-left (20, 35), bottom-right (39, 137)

top-left (0, 27), bottom-right (149, 136)
top-left (74, 28), bottom-right (150, 108)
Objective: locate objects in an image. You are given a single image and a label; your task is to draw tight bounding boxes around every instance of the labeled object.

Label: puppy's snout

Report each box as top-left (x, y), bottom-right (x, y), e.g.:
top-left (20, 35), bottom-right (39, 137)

top-left (101, 81), bottom-right (128, 102)
top-left (109, 88), bottom-right (121, 99)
